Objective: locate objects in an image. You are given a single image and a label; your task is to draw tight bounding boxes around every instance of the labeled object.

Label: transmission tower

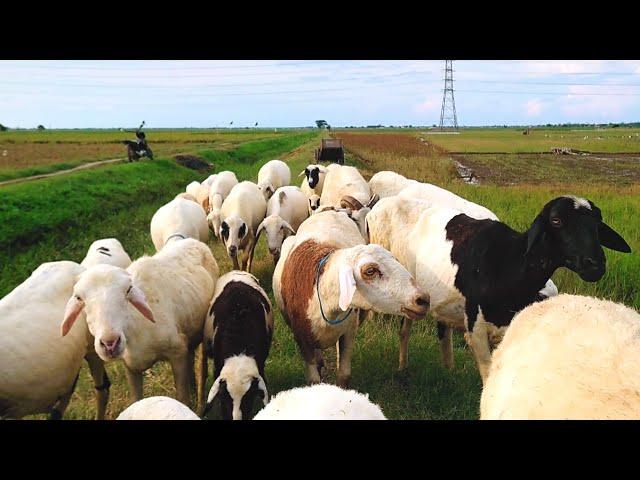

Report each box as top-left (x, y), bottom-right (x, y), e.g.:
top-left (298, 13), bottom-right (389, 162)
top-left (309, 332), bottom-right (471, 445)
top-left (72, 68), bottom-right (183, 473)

top-left (439, 60), bottom-right (458, 131)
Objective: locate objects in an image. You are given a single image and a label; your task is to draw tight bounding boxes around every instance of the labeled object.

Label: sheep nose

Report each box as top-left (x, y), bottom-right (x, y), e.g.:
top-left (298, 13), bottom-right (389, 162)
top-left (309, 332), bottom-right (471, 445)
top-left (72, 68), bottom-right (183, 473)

top-left (228, 246), bottom-right (237, 256)
top-left (415, 295), bottom-right (430, 310)
top-left (100, 336), bottom-right (120, 354)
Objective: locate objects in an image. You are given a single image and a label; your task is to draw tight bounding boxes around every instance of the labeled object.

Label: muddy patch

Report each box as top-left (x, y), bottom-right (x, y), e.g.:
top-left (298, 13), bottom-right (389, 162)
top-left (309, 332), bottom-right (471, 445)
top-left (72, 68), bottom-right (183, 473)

top-left (174, 154), bottom-right (213, 172)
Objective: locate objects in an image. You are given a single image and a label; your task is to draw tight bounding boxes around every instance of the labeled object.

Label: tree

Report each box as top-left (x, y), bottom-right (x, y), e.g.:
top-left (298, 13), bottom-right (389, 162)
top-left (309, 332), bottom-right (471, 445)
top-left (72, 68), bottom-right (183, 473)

top-left (315, 120), bottom-right (328, 129)
top-left (0, 123), bottom-right (8, 132)
top-left (37, 125), bottom-right (45, 130)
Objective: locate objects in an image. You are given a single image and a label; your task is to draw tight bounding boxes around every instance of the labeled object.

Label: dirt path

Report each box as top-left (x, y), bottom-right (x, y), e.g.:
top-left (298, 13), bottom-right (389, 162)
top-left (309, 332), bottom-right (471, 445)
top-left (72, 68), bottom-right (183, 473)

top-left (0, 157), bottom-right (128, 188)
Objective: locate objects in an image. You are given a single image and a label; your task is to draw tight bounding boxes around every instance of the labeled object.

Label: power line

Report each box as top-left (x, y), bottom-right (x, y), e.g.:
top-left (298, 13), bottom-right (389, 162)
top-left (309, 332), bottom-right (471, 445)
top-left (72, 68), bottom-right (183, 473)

top-left (456, 89), bottom-right (640, 96)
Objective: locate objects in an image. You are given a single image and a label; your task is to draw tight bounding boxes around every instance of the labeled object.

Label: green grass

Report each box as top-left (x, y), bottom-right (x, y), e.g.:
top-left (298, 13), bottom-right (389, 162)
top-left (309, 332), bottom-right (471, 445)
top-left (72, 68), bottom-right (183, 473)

top-left (420, 127), bottom-right (640, 153)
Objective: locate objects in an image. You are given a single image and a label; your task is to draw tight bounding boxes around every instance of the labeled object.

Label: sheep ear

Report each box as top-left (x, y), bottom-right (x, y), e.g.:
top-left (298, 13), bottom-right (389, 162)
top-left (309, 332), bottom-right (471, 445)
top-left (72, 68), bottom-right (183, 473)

top-left (203, 377), bottom-right (222, 417)
top-left (281, 220), bottom-right (295, 236)
top-left (202, 196), bottom-right (210, 213)
top-left (61, 296), bottom-right (85, 337)
top-left (298, 169), bottom-right (306, 177)
top-left (338, 264), bottom-right (357, 311)
top-left (599, 222), bottom-right (631, 253)
top-left (366, 194), bottom-right (380, 209)
top-left (127, 285), bottom-right (155, 323)
top-left (256, 375), bottom-right (269, 405)
top-left (318, 166), bottom-right (328, 173)
top-left (256, 219), bottom-right (267, 242)
top-left (525, 215), bottom-right (545, 256)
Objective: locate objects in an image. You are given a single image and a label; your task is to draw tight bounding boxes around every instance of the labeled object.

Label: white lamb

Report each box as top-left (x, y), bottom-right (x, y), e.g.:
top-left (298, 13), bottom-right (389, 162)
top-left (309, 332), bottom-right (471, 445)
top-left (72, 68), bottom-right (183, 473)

top-left (116, 396), bottom-right (200, 420)
top-left (60, 238), bottom-right (219, 411)
top-left (150, 197), bottom-right (209, 252)
top-left (218, 181), bottom-right (267, 272)
top-left (320, 165), bottom-right (374, 209)
top-left (81, 238), bottom-right (132, 269)
top-left (256, 186), bottom-right (309, 264)
top-left (481, 294), bottom-right (640, 420)
top-left (207, 171), bottom-right (239, 238)
top-left (186, 181), bottom-right (201, 199)
top-left (257, 159), bottom-right (291, 200)
top-left (0, 261), bottom-right (110, 420)
top-left (253, 384), bottom-right (387, 420)
top-left (369, 170), bottom-right (419, 199)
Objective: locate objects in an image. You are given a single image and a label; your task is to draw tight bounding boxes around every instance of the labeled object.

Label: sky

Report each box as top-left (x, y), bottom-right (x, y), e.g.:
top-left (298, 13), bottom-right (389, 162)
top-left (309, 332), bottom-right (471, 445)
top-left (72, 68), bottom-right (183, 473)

top-left (2, 60), bottom-right (640, 129)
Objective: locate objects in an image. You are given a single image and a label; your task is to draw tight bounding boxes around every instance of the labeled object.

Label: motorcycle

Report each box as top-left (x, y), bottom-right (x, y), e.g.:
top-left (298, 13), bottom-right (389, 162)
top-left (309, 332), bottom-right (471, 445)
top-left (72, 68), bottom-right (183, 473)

top-left (122, 121), bottom-right (154, 161)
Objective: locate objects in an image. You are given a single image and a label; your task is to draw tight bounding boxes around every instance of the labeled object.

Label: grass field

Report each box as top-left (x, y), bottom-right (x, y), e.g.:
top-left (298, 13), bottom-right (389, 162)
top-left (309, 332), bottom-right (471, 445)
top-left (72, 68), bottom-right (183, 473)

top-left (3, 127), bottom-right (638, 420)
top-left (0, 129), bottom-right (293, 182)
top-left (420, 127), bottom-right (640, 153)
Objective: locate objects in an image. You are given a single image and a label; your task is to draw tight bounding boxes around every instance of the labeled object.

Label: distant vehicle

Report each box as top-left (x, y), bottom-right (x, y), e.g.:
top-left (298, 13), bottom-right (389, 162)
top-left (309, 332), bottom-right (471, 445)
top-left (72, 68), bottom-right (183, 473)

top-left (315, 138), bottom-right (344, 164)
top-left (122, 121), bottom-right (153, 161)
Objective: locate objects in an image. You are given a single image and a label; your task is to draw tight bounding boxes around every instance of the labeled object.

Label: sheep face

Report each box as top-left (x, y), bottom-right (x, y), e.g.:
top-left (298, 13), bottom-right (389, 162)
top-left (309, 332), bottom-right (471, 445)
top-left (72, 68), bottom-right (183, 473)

top-left (220, 216), bottom-right (249, 258)
top-left (256, 215), bottom-right (295, 263)
top-left (340, 244), bottom-right (430, 319)
top-left (60, 265), bottom-right (155, 362)
top-left (308, 194), bottom-right (321, 214)
top-left (526, 196), bottom-right (631, 282)
top-left (300, 165), bottom-right (326, 189)
top-left (257, 181), bottom-right (275, 201)
top-left (205, 355), bottom-right (268, 420)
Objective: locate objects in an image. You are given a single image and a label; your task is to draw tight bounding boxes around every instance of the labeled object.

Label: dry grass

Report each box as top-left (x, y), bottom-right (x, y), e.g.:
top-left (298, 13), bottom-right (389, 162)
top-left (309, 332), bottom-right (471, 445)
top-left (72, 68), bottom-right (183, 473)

top-left (338, 132), bottom-right (458, 186)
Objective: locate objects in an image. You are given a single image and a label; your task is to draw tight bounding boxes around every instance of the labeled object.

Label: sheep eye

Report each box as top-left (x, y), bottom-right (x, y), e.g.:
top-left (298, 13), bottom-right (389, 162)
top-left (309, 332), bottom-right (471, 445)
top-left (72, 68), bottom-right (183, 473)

top-left (239, 224), bottom-right (247, 237)
top-left (550, 217), bottom-right (563, 228)
top-left (364, 267), bottom-right (380, 278)
top-left (75, 295), bottom-right (83, 301)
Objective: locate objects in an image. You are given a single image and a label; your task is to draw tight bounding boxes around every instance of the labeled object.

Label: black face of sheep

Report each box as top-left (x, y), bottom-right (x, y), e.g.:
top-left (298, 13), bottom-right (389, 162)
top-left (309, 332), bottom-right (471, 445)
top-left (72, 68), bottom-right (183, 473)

top-left (306, 168), bottom-right (320, 188)
top-left (526, 196), bottom-right (631, 282)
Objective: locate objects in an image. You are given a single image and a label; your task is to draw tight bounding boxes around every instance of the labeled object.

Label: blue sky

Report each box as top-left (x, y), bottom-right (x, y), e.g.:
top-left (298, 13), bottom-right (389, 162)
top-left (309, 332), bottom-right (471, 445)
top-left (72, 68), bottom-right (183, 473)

top-left (2, 60), bottom-right (640, 128)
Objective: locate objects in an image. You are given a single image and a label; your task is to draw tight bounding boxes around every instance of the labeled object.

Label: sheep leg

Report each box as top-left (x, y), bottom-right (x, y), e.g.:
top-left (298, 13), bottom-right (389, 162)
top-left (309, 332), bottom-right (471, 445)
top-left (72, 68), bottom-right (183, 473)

top-left (437, 322), bottom-right (455, 370)
top-left (49, 372), bottom-right (79, 420)
top-left (398, 317), bottom-right (413, 371)
top-left (299, 342), bottom-right (322, 385)
top-left (336, 329), bottom-right (355, 388)
top-left (464, 320), bottom-right (492, 385)
top-left (170, 354), bottom-right (192, 407)
top-left (125, 368), bottom-right (144, 403)
top-left (85, 349), bottom-right (110, 420)
top-left (314, 349), bottom-right (325, 378)
top-left (196, 342), bottom-right (207, 415)
top-left (246, 239), bottom-right (257, 273)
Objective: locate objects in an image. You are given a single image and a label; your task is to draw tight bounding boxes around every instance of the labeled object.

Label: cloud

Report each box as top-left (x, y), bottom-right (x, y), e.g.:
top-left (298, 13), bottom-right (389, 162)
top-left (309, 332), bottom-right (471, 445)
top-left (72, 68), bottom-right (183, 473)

top-left (414, 96), bottom-right (441, 114)
top-left (524, 99), bottom-right (543, 117)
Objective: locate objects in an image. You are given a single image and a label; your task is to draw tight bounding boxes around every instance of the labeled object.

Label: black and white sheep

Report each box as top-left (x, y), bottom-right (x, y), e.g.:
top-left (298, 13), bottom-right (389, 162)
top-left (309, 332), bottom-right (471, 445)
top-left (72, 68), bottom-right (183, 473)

top-left (392, 195), bottom-right (630, 382)
top-left (202, 271), bottom-right (273, 420)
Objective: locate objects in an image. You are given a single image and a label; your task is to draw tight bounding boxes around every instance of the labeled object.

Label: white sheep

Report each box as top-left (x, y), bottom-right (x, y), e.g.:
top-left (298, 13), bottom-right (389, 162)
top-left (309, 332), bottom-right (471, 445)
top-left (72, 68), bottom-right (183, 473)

top-left (201, 174), bottom-right (218, 189)
top-left (175, 192), bottom-right (198, 203)
top-left (320, 165), bottom-right (375, 209)
top-left (366, 192), bottom-right (559, 373)
top-left (256, 186), bottom-right (309, 264)
top-left (398, 182), bottom-right (498, 221)
top-left (81, 238), bottom-right (132, 270)
top-left (60, 238), bottom-right (219, 411)
top-left (207, 171), bottom-right (239, 238)
top-left (272, 210), bottom-right (430, 387)
top-left (307, 194), bottom-right (321, 215)
top-left (253, 384), bottom-right (386, 420)
top-left (257, 159), bottom-right (291, 201)
top-left (481, 294), bottom-right (640, 420)
top-left (0, 261), bottom-right (110, 419)
top-left (116, 396), bottom-right (200, 420)
top-left (369, 170), bottom-right (419, 199)
top-left (218, 181), bottom-right (267, 272)
top-left (186, 181), bottom-right (201, 199)
top-left (150, 197), bottom-right (209, 252)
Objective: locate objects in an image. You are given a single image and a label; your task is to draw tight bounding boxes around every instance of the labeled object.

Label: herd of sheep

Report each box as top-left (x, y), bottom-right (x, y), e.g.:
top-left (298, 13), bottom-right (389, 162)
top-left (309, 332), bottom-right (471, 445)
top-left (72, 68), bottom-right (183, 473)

top-left (0, 157), bottom-right (637, 420)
